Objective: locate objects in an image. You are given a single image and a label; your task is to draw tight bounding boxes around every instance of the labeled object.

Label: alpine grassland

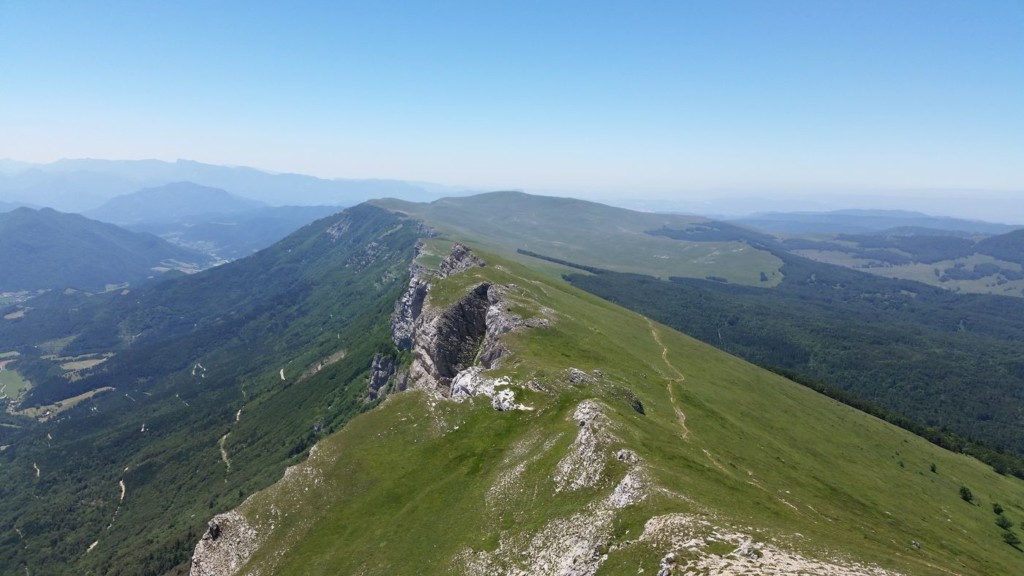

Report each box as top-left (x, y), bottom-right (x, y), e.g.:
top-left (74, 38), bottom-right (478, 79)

top-left (213, 246), bottom-right (1024, 575)
top-left (374, 192), bottom-right (783, 285)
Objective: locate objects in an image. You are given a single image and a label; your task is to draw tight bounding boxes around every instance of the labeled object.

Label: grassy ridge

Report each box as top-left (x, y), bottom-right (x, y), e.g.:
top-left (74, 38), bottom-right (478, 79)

top-left (224, 249), bottom-right (1024, 575)
top-left (374, 192), bottom-right (783, 285)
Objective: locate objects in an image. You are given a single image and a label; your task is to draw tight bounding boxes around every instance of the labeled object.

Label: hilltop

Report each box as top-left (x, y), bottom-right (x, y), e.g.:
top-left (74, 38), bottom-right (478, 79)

top-left (0, 207), bottom-right (213, 292)
top-left (85, 182), bottom-right (265, 225)
top-left (85, 182), bottom-right (340, 259)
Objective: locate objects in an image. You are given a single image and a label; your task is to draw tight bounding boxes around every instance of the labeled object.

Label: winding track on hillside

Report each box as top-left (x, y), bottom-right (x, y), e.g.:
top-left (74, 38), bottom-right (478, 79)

top-left (647, 319), bottom-right (691, 440)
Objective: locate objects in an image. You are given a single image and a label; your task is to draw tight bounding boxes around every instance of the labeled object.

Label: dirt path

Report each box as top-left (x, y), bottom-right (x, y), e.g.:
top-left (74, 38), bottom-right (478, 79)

top-left (219, 433), bottom-right (232, 472)
top-left (647, 319), bottom-right (691, 440)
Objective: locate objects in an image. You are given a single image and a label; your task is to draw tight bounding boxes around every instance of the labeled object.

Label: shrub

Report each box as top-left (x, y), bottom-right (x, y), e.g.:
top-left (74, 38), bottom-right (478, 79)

top-left (959, 485), bottom-right (974, 503)
top-left (996, 515), bottom-right (1014, 530)
top-left (1002, 531), bottom-right (1021, 547)
top-left (994, 502), bottom-right (1004, 515)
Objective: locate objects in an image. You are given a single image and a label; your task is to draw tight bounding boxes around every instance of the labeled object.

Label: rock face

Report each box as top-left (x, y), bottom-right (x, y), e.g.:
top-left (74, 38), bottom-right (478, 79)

top-left (407, 282), bottom-right (492, 391)
top-left (378, 239), bottom-right (548, 411)
top-left (437, 242), bottom-right (485, 277)
top-left (390, 241), bottom-right (483, 359)
top-left (391, 276), bottom-right (428, 351)
top-left (367, 353), bottom-right (397, 401)
top-left (189, 511), bottom-right (261, 576)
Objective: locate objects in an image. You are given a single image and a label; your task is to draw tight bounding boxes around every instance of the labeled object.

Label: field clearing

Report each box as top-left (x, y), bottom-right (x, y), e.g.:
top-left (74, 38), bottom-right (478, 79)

top-left (59, 355), bottom-right (113, 371)
top-left (61, 359), bottom-right (106, 371)
top-left (794, 250), bottom-right (1024, 297)
top-left (0, 368), bottom-right (31, 403)
top-left (37, 335), bottom-right (77, 355)
top-left (3, 308), bottom-right (27, 320)
top-left (14, 386), bottom-right (115, 421)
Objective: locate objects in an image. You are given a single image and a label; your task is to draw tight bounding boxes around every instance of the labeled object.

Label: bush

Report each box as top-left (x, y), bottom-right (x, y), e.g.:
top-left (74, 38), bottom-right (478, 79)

top-left (1002, 531), bottom-right (1021, 547)
top-left (996, 515), bottom-right (1014, 530)
top-left (959, 485), bottom-right (974, 503)
top-left (994, 502), bottom-right (1004, 515)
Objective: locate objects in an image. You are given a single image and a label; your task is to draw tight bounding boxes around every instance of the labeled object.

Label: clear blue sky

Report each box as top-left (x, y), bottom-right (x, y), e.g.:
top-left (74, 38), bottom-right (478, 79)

top-left (1, 0), bottom-right (1022, 200)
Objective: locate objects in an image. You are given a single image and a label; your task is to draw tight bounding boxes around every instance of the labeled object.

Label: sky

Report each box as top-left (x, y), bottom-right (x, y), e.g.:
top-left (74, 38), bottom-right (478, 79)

top-left (1, 0), bottom-right (1022, 216)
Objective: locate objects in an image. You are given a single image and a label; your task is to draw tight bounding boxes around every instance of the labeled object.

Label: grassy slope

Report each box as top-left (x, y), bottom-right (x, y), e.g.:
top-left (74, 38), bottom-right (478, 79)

top-left (225, 250), bottom-right (1024, 575)
top-left (373, 192), bottom-right (782, 285)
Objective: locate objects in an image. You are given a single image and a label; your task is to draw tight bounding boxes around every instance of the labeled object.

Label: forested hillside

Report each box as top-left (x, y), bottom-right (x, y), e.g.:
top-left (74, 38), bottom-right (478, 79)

top-left (0, 204), bottom-right (419, 575)
top-left (0, 208), bottom-right (212, 291)
top-left (565, 250), bottom-right (1024, 463)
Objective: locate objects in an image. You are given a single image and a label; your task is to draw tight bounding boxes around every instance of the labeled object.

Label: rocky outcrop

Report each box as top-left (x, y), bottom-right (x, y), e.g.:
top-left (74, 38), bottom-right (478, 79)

top-left (389, 241), bottom-right (547, 407)
top-left (392, 276), bottom-right (428, 351)
top-left (367, 353), bottom-right (397, 401)
top-left (437, 242), bottom-right (485, 277)
top-left (462, 400), bottom-right (649, 576)
top-left (553, 400), bottom-right (613, 493)
top-left (390, 241), bottom-right (485, 364)
top-left (189, 511), bottom-right (262, 576)
top-left (407, 282), bottom-right (491, 390)
top-left (451, 366), bottom-right (533, 411)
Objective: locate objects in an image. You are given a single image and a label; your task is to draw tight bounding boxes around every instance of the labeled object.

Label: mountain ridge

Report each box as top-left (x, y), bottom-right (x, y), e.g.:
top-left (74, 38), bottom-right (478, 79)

top-left (187, 229), bottom-right (1024, 575)
top-left (0, 207), bottom-right (213, 292)
top-left (0, 159), bottom-right (458, 211)
top-left (85, 182), bottom-right (265, 225)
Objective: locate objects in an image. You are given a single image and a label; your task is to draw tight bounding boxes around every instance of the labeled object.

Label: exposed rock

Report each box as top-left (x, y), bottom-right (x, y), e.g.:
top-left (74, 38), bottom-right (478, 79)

top-left (437, 242), bottom-right (485, 278)
top-left (450, 366), bottom-right (496, 400)
top-left (608, 469), bottom-right (646, 509)
top-left (553, 400), bottom-right (612, 492)
top-left (464, 431), bottom-right (647, 576)
top-left (396, 241), bottom-right (544, 400)
top-left (657, 551), bottom-right (677, 576)
top-left (447, 356), bottom-right (534, 411)
top-left (324, 213), bottom-right (352, 240)
top-left (637, 514), bottom-right (904, 576)
top-left (616, 449), bottom-right (640, 464)
top-left (392, 275), bottom-right (429, 351)
top-left (407, 282), bottom-right (492, 392)
top-left (565, 368), bottom-right (594, 385)
top-left (462, 508), bottom-right (617, 576)
top-left (190, 511), bottom-right (262, 576)
top-left (492, 388), bottom-right (532, 412)
top-left (367, 353), bottom-right (397, 401)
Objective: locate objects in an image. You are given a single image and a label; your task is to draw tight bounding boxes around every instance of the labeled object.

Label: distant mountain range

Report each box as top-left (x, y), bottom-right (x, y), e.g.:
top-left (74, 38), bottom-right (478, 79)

top-left (84, 182), bottom-right (265, 225)
top-left (730, 209), bottom-right (1019, 235)
top-left (83, 181), bottom-right (341, 259)
top-left (0, 207), bottom-right (214, 292)
top-left (128, 204), bottom-right (342, 260)
top-left (0, 158), bottom-right (466, 211)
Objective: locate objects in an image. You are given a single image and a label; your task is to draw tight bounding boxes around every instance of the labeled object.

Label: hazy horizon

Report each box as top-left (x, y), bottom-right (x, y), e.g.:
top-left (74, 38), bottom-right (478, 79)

top-left (2, 155), bottom-right (1022, 224)
top-left (2, 1), bottom-right (1021, 217)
